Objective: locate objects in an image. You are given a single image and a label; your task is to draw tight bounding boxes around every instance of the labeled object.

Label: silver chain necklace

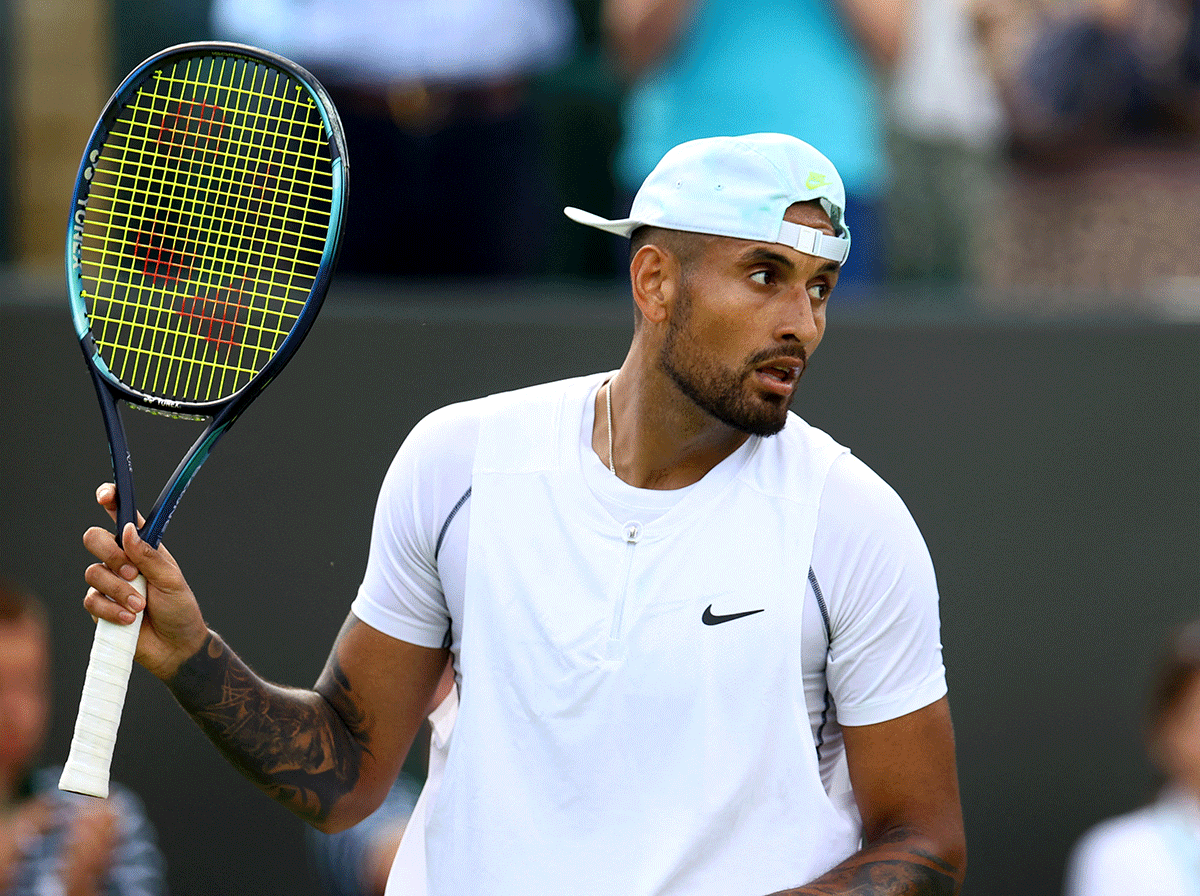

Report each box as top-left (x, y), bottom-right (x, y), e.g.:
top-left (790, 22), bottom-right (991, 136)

top-left (605, 376), bottom-right (616, 475)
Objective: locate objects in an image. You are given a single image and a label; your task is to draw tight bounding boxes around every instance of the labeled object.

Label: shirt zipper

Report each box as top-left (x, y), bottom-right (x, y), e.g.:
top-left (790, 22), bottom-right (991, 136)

top-left (606, 521), bottom-right (642, 659)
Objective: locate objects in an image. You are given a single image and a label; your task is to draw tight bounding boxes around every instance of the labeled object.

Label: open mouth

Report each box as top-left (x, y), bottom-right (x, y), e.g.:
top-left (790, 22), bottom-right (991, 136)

top-left (761, 363), bottom-right (800, 383)
top-left (754, 360), bottom-right (804, 394)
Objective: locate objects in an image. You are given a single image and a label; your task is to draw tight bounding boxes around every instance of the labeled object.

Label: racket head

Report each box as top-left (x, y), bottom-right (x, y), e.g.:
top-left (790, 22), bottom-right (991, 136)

top-left (66, 41), bottom-right (348, 419)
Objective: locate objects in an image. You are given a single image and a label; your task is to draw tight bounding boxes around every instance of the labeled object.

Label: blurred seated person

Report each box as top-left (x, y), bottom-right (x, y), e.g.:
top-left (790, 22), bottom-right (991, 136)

top-left (308, 663), bottom-right (456, 896)
top-left (0, 579), bottom-right (166, 896)
top-left (211, 0), bottom-right (578, 279)
top-left (1064, 618), bottom-right (1200, 896)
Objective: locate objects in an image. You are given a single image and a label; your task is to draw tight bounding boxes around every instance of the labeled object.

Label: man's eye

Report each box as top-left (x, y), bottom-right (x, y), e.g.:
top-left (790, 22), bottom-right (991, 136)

top-left (750, 270), bottom-right (772, 285)
top-left (808, 283), bottom-right (828, 302)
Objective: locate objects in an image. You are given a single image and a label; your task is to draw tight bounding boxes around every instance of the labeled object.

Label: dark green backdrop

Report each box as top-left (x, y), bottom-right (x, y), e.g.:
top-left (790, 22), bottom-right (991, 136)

top-left (2, 274), bottom-right (1197, 895)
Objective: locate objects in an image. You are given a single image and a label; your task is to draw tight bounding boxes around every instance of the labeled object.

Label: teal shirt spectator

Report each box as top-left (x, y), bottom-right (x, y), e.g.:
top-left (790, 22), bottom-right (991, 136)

top-left (614, 0), bottom-right (888, 285)
top-left (616, 0), bottom-right (888, 195)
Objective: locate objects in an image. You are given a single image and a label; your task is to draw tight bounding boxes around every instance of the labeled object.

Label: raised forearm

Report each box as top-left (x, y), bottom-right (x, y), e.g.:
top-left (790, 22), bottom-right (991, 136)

top-left (769, 828), bottom-right (963, 896)
top-left (166, 631), bottom-right (370, 827)
top-left (832, 0), bottom-right (907, 69)
top-left (604, 0), bottom-right (699, 78)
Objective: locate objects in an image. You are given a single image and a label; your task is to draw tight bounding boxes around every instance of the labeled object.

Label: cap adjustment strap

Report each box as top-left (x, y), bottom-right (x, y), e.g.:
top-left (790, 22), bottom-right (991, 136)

top-left (777, 221), bottom-right (850, 264)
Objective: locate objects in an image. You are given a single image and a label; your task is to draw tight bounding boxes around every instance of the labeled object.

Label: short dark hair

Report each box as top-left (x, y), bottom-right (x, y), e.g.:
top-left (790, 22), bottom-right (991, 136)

top-left (628, 225), bottom-right (711, 271)
top-left (0, 578), bottom-right (48, 629)
top-left (1148, 618), bottom-right (1200, 734)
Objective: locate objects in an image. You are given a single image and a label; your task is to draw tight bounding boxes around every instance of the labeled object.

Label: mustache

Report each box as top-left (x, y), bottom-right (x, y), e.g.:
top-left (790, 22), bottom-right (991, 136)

top-left (746, 345), bottom-right (809, 376)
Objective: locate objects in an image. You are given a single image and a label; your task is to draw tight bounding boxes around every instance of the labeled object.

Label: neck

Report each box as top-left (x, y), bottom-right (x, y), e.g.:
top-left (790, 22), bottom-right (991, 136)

top-left (595, 361), bottom-right (749, 490)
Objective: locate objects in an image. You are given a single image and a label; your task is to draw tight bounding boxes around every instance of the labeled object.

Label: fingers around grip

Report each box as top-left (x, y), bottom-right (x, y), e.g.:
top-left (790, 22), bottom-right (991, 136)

top-left (82, 525), bottom-right (140, 583)
top-left (94, 483), bottom-right (146, 527)
top-left (82, 582), bottom-right (139, 625)
top-left (119, 523), bottom-right (177, 580)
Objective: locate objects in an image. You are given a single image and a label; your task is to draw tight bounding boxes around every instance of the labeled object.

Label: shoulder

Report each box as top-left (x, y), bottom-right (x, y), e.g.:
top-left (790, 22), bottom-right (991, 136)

top-left (403, 396), bottom-right (489, 454)
top-left (383, 375), bottom-right (602, 504)
top-left (378, 399), bottom-right (487, 509)
top-left (473, 372), bottom-right (605, 422)
top-left (778, 413), bottom-right (849, 455)
top-left (810, 451), bottom-right (944, 717)
top-left (406, 375), bottom-right (600, 446)
top-left (760, 419), bottom-right (923, 547)
top-left (820, 452), bottom-right (922, 534)
top-left (1075, 804), bottom-right (1155, 846)
top-left (812, 451), bottom-right (935, 609)
top-left (764, 423), bottom-right (929, 568)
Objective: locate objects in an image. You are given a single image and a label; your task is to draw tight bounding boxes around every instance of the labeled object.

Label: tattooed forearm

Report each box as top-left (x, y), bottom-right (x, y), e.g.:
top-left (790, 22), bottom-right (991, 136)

top-left (779, 857), bottom-right (957, 896)
top-left (769, 829), bottom-right (963, 896)
top-left (167, 632), bottom-right (372, 825)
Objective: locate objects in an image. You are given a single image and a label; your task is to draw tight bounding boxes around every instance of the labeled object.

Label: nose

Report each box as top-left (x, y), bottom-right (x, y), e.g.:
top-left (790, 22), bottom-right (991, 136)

top-left (775, 287), bottom-right (821, 345)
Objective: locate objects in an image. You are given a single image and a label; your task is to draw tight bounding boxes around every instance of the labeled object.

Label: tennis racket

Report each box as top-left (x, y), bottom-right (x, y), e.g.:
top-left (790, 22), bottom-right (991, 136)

top-left (59, 41), bottom-right (348, 798)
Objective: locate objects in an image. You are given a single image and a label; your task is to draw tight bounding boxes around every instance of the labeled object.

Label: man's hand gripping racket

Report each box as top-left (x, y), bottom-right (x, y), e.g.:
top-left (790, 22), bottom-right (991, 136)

top-left (59, 42), bottom-right (348, 798)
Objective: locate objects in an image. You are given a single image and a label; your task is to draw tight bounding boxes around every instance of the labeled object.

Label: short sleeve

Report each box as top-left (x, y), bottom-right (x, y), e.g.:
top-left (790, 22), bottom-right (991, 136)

top-left (351, 401), bottom-right (480, 648)
top-left (813, 453), bottom-right (947, 727)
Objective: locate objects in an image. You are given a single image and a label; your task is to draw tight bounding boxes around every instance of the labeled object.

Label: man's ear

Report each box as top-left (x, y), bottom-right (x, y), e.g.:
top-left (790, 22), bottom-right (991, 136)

top-left (630, 243), bottom-right (676, 325)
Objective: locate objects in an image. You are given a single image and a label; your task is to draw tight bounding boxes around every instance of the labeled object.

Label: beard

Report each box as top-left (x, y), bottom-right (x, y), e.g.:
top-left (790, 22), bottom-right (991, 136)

top-left (659, 284), bottom-right (806, 437)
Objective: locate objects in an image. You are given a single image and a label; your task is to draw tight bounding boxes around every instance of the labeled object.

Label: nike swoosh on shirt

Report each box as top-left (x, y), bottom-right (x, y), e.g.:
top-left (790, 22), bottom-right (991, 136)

top-left (702, 605), bottom-right (766, 626)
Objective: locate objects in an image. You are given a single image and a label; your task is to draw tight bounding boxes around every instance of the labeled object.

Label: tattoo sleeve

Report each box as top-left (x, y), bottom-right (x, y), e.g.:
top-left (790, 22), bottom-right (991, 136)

top-left (166, 631), bottom-right (372, 826)
top-left (768, 828), bottom-right (963, 896)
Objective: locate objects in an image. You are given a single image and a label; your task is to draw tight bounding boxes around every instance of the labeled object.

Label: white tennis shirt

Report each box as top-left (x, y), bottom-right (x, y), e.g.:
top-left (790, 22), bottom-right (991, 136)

top-left (353, 372), bottom-right (947, 894)
top-left (1064, 790), bottom-right (1200, 896)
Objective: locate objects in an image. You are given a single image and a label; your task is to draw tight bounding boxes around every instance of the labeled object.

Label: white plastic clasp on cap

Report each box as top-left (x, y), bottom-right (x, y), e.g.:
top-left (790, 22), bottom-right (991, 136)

top-left (777, 221), bottom-right (850, 264)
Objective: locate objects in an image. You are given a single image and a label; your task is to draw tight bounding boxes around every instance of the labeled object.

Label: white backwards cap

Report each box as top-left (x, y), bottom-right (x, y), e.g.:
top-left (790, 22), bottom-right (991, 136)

top-left (565, 133), bottom-right (851, 264)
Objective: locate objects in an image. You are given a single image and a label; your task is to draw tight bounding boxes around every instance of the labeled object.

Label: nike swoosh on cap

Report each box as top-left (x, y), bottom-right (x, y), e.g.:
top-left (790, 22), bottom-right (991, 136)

top-left (702, 605), bottom-right (766, 626)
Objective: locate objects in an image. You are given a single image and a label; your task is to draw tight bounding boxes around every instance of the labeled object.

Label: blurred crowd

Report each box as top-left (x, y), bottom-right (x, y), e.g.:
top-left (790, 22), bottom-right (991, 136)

top-left (198, 0), bottom-right (1200, 312)
top-left (2, 3), bottom-right (1198, 893)
top-left (1, 579), bottom-right (166, 896)
top-left (4, 0), bottom-right (1200, 310)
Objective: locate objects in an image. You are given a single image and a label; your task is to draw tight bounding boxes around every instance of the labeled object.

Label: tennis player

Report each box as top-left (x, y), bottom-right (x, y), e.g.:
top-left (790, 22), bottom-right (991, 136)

top-left (82, 132), bottom-right (965, 896)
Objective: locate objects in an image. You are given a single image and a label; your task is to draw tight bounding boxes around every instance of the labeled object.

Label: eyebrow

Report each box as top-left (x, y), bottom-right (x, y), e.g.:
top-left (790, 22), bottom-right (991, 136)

top-left (739, 246), bottom-right (839, 276)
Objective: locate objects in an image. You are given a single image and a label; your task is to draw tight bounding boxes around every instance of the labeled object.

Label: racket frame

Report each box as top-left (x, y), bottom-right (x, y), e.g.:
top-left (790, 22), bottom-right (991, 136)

top-left (60, 41), bottom-right (348, 797)
top-left (66, 40), bottom-right (347, 547)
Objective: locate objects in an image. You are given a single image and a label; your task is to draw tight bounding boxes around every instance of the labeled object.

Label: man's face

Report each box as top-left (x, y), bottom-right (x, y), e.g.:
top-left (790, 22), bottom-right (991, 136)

top-left (658, 201), bottom-right (838, 436)
top-left (0, 617), bottom-right (51, 779)
top-left (1157, 670), bottom-right (1200, 796)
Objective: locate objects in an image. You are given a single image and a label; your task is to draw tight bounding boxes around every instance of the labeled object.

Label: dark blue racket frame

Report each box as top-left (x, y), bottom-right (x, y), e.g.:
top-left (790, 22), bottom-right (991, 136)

top-left (65, 41), bottom-right (349, 547)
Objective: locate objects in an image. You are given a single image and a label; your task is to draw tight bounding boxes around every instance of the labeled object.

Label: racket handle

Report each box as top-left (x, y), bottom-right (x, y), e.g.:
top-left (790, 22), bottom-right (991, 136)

top-left (59, 574), bottom-right (146, 798)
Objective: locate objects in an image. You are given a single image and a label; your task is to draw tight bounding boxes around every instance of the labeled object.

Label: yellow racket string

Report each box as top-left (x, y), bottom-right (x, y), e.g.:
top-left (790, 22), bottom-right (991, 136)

top-left (79, 53), bottom-right (334, 404)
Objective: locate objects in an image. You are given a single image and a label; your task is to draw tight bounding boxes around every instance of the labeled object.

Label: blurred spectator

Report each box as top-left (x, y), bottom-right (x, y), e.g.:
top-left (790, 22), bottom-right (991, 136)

top-left (0, 579), bottom-right (166, 896)
top-left (211, 0), bottom-right (578, 279)
top-left (307, 771), bottom-right (422, 896)
top-left (885, 0), bottom-right (1005, 283)
top-left (971, 0), bottom-right (1200, 306)
top-left (536, 0), bottom-right (628, 280)
top-left (976, 0), bottom-right (1200, 166)
top-left (307, 664), bottom-right (456, 896)
top-left (1063, 618), bottom-right (1200, 896)
top-left (602, 0), bottom-right (903, 289)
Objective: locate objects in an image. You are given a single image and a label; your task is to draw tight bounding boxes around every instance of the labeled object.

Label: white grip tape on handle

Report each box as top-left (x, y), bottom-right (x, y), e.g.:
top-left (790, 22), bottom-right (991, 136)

top-left (59, 574), bottom-right (146, 798)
